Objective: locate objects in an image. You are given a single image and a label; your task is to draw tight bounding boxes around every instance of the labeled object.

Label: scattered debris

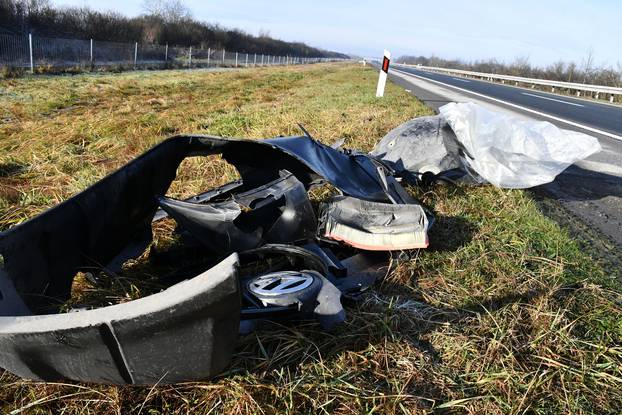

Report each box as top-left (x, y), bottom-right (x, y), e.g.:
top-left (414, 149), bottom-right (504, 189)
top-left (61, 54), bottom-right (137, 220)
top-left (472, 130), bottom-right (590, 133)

top-left (0, 103), bottom-right (600, 385)
top-left (0, 133), bottom-right (428, 385)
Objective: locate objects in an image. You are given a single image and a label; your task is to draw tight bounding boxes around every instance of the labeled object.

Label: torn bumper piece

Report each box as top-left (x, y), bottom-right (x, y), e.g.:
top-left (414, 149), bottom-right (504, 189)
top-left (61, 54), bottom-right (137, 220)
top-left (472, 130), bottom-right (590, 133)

top-left (319, 196), bottom-right (430, 250)
top-left (0, 243), bottom-right (374, 385)
top-left (0, 254), bottom-right (240, 385)
top-left (0, 133), bottom-right (425, 385)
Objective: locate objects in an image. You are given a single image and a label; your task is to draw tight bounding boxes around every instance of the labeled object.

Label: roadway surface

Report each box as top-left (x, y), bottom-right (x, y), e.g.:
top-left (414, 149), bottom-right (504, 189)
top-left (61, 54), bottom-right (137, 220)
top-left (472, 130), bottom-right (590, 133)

top-left (383, 64), bottom-right (622, 272)
top-left (394, 65), bottom-right (622, 138)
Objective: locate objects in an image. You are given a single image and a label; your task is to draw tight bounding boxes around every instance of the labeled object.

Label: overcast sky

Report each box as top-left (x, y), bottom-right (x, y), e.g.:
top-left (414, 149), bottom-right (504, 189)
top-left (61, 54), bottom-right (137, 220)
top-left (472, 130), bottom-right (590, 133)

top-left (51, 0), bottom-right (621, 68)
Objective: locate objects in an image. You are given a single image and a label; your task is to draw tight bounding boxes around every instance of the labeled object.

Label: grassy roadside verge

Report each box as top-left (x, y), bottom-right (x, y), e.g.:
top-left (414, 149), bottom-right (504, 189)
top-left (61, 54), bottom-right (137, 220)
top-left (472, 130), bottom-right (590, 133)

top-left (1, 63), bottom-right (621, 414)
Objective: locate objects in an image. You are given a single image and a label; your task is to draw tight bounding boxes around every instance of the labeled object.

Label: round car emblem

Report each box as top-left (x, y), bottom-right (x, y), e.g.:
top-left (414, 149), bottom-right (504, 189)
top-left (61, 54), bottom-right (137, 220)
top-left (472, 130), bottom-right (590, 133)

top-left (248, 271), bottom-right (315, 297)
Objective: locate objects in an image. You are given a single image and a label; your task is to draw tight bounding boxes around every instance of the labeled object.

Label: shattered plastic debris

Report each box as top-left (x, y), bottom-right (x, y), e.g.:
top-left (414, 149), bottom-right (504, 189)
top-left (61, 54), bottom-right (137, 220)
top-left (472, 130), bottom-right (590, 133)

top-left (0, 133), bottom-right (422, 385)
top-left (158, 170), bottom-right (317, 254)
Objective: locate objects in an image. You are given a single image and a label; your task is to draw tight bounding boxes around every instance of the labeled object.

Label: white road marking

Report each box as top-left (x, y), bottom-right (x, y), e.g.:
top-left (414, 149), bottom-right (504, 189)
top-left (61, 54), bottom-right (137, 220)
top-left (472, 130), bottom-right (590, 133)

top-left (576, 159), bottom-right (622, 177)
top-left (392, 67), bottom-right (622, 141)
top-left (522, 92), bottom-right (584, 107)
top-left (452, 77), bottom-right (470, 83)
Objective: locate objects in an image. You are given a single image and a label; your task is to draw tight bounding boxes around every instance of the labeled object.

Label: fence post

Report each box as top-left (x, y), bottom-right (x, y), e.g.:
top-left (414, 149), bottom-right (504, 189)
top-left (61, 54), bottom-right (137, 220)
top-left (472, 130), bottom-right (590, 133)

top-left (134, 42), bottom-right (138, 68)
top-left (28, 33), bottom-right (34, 74)
top-left (254, 53), bottom-right (257, 66)
top-left (235, 52), bottom-right (238, 67)
top-left (245, 53), bottom-right (248, 67)
top-left (189, 46), bottom-right (192, 66)
top-left (165, 43), bottom-right (168, 62)
top-left (90, 38), bottom-right (93, 66)
top-left (222, 49), bottom-right (225, 64)
top-left (261, 54), bottom-right (264, 66)
top-left (207, 47), bottom-right (210, 66)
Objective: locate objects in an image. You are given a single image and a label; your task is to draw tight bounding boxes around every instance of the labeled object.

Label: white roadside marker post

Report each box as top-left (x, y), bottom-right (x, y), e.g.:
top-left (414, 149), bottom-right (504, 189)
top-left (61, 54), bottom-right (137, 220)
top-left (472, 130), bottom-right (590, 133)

top-left (134, 42), bottom-right (138, 68)
top-left (28, 33), bottom-right (34, 73)
top-left (376, 49), bottom-right (391, 97)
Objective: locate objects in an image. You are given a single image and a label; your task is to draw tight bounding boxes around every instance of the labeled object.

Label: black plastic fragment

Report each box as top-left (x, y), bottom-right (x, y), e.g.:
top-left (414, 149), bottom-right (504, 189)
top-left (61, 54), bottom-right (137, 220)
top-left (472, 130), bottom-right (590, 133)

top-left (159, 171), bottom-right (317, 254)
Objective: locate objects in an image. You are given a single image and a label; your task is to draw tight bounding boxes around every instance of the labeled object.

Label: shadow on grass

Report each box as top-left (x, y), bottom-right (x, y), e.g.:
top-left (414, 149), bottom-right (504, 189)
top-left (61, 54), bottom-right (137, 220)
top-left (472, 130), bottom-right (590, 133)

top-left (222, 272), bottom-right (559, 411)
top-left (0, 162), bottom-right (28, 178)
top-left (428, 215), bottom-right (477, 252)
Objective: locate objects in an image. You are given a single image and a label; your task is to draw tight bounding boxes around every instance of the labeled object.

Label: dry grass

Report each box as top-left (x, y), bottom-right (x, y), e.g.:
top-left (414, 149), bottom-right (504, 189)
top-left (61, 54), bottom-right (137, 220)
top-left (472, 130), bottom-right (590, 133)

top-left (1, 63), bottom-right (621, 414)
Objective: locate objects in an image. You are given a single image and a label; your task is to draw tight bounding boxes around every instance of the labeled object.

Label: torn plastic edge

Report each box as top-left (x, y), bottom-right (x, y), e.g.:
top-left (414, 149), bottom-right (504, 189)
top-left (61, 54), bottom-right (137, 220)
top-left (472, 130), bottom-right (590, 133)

top-left (157, 171), bottom-right (317, 254)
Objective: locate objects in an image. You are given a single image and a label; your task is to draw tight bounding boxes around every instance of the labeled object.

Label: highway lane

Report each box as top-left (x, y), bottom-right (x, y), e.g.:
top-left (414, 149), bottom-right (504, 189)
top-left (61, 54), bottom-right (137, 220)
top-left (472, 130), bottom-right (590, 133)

top-left (394, 65), bottom-right (622, 139)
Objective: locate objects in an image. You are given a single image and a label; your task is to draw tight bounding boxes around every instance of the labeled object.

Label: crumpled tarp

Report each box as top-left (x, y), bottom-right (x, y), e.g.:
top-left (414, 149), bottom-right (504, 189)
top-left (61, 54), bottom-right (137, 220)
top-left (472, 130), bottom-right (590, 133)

top-left (371, 102), bottom-right (602, 189)
top-left (370, 114), bottom-right (462, 176)
top-left (440, 103), bottom-right (602, 188)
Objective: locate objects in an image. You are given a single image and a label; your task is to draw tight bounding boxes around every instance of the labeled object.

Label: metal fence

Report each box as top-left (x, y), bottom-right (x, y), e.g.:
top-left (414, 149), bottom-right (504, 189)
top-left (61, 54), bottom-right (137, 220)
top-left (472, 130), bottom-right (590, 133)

top-left (0, 33), bottom-right (343, 73)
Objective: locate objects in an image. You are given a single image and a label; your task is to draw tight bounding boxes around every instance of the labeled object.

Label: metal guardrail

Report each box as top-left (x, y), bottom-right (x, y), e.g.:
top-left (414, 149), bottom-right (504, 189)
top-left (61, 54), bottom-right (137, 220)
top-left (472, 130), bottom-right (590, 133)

top-left (396, 64), bottom-right (622, 102)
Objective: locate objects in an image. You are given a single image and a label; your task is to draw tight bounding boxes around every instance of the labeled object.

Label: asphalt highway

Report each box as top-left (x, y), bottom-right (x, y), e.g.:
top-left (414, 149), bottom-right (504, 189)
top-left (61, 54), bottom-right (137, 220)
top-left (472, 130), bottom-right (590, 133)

top-left (382, 64), bottom-right (622, 273)
top-left (394, 65), bottom-right (622, 139)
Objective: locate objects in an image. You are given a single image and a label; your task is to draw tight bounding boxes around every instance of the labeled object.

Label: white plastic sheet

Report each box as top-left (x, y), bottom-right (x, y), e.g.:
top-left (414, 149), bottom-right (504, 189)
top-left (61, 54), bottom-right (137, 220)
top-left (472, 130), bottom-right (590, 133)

top-left (439, 102), bottom-right (602, 188)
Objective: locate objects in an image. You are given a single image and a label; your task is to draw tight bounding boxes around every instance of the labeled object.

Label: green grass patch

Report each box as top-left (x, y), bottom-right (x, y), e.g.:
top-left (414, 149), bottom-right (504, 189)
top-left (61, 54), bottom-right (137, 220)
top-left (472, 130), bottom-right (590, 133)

top-left (0, 63), bottom-right (620, 414)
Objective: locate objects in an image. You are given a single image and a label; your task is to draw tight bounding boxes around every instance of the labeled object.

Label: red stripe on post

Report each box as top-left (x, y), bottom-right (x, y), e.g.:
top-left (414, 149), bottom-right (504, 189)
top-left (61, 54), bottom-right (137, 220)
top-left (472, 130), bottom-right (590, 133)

top-left (382, 56), bottom-right (390, 73)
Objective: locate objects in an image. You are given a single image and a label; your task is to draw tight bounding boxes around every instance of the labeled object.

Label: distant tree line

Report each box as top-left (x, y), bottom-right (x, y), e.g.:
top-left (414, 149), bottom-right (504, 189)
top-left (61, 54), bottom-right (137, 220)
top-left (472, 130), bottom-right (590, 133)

top-left (397, 53), bottom-right (622, 87)
top-left (0, 0), bottom-right (348, 58)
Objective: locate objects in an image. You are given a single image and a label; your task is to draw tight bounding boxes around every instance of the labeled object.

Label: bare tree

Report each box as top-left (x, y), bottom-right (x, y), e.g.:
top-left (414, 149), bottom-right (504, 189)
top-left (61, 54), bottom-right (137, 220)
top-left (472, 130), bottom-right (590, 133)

top-left (565, 62), bottom-right (577, 82)
top-left (547, 61), bottom-right (566, 81)
top-left (509, 55), bottom-right (531, 77)
top-left (142, 0), bottom-right (191, 22)
top-left (581, 47), bottom-right (595, 83)
top-left (616, 62), bottom-right (622, 87)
